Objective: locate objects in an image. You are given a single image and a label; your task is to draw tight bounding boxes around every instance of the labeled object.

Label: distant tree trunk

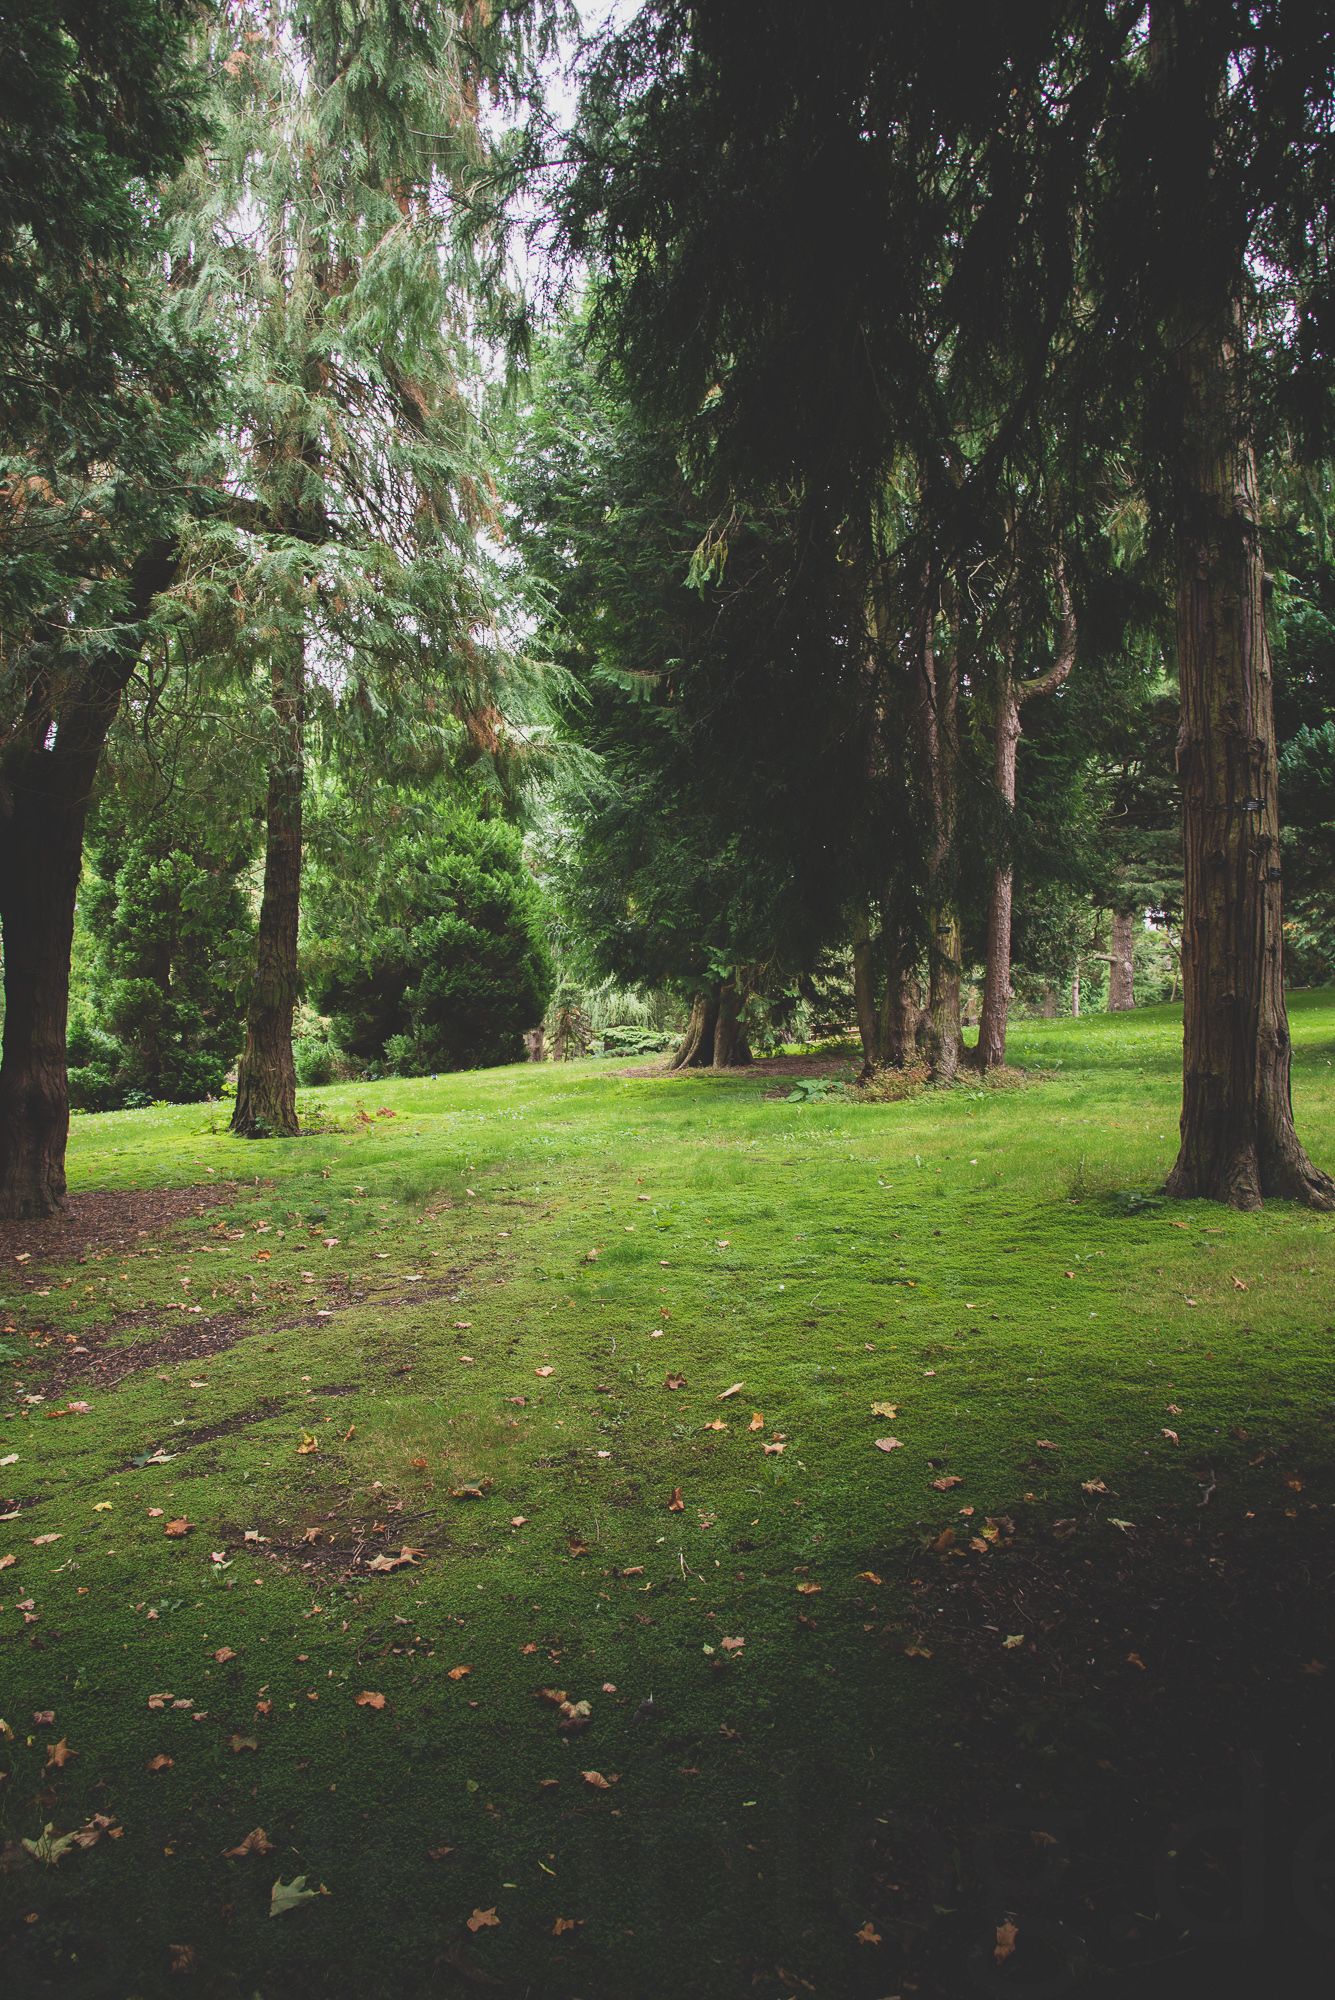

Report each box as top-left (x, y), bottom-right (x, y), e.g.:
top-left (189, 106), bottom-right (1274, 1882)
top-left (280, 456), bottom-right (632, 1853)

top-left (1108, 910), bottom-right (1136, 1011)
top-left (917, 597), bottom-right (962, 1081)
top-left (525, 1026), bottom-right (546, 1062)
top-left (1071, 963), bottom-right (1081, 1017)
top-left (232, 644), bottom-right (304, 1138)
top-left (0, 545), bottom-right (174, 1218)
top-left (977, 567), bottom-right (1075, 1070)
top-left (670, 988), bottom-right (720, 1069)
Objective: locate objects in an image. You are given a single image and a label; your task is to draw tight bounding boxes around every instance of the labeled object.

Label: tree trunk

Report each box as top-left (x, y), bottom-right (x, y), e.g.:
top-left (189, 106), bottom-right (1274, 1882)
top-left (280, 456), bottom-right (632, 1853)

top-left (1163, 321), bottom-right (1332, 1205)
top-left (712, 977), bottom-right (752, 1068)
top-left (852, 917), bottom-right (880, 1075)
top-left (1072, 961), bottom-right (1081, 1017)
top-left (924, 908), bottom-right (962, 1082)
top-left (525, 1025), bottom-right (546, 1062)
top-left (917, 596), bottom-right (963, 1081)
top-left (978, 680), bottom-right (1021, 1070)
top-left (670, 989), bottom-right (720, 1070)
top-left (1150, 1), bottom-right (1331, 1206)
top-left (231, 645), bottom-right (304, 1138)
top-left (1108, 909), bottom-right (1136, 1011)
top-left (0, 546), bottom-right (174, 1217)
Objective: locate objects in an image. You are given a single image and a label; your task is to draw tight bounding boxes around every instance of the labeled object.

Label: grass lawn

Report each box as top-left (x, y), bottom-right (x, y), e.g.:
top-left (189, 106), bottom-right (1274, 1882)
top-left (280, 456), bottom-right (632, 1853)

top-left (3, 995), bottom-right (1335, 1997)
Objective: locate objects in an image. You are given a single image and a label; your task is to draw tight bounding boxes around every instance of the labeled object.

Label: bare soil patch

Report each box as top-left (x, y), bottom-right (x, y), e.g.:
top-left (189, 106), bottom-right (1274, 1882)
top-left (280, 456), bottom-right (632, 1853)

top-left (0, 1183), bottom-right (237, 1276)
top-left (618, 1052), bottom-right (856, 1080)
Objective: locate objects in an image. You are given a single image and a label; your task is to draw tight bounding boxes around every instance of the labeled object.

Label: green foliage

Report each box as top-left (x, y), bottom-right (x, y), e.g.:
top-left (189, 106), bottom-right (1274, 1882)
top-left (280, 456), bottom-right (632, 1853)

top-left (310, 801), bottom-right (554, 1074)
top-left (69, 821), bottom-right (255, 1111)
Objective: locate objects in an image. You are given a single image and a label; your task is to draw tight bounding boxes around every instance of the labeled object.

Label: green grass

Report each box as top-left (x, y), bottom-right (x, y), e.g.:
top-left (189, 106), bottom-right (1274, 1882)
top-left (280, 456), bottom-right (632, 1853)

top-left (2, 996), bottom-right (1334, 1996)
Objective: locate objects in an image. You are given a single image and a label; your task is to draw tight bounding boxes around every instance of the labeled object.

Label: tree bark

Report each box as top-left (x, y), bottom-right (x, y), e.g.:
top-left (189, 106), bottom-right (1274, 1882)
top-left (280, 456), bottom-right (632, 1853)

top-left (231, 644), bottom-right (304, 1138)
top-left (1150, 0), bottom-right (1332, 1206)
top-left (0, 545), bottom-right (175, 1217)
top-left (670, 989), bottom-right (719, 1069)
top-left (712, 977), bottom-right (752, 1068)
top-left (1108, 909), bottom-right (1136, 1011)
top-left (1162, 318), bottom-right (1332, 1206)
top-left (978, 565), bottom-right (1075, 1070)
top-left (917, 597), bottom-right (963, 1081)
top-left (1071, 962), bottom-right (1081, 1018)
top-left (852, 917), bottom-right (880, 1075)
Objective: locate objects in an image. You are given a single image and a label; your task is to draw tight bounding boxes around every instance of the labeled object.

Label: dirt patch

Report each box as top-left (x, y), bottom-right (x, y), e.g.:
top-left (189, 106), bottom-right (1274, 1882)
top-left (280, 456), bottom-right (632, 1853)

top-left (855, 1475), bottom-right (1335, 1996)
top-left (0, 1183), bottom-right (238, 1277)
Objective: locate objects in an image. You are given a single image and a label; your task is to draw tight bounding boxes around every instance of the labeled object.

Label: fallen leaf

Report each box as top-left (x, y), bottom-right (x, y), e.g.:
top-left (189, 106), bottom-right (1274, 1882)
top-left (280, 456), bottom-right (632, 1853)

top-left (213, 1646), bottom-right (236, 1664)
top-left (466, 1906), bottom-right (500, 1932)
top-left (270, 1875), bottom-right (321, 1917)
top-left (228, 1735), bottom-right (259, 1754)
top-left (164, 1519), bottom-right (193, 1538)
top-left (763, 1441), bottom-right (786, 1455)
top-left (223, 1828), bottom-right (274, 1857)
top-left (32, 1710), bottom-right (55, 1726)
top-left (667, 1488), bottom-right (684, 1511)
top-left (721, 1635), bottom-right (745, 1652)
top-left (856, 1571), bottom-right (883, 1585)
top-left (296, 1432), bottom-right (319, 1455)
top-left (748, 1411), bottom-right (764, 1431)
top-left (552, 1915), bottom-right (583, 1936)
top-left (1002, 1634), bottom-right (1025, 1650)
top-left (355, 1691), bottom-right (386, 1709)
top-left (581, 1769), bottom-right (618, 1789)
top-left (1081, 1478), bottom-right (1108, 1495)
top-left (1162, 1428), bottom-right (1179, 1445)
top-left (1035, 1440), bottom-right (1060, 1451)
top-left (704, 1419), bottom-right (728, 1431)
top-left (45, 1738), bottom-right (76, 1769)
top-left (994, 1918), bottom-right (1019, 1963)
top-left (870, 1402), bottom-right (899, 1418)
top-left (931, 1475), bottom-right (963, 1492)
top-left (873, 1437), bottom-right (903, 1453)
top-left (796, 1582), bottom-right (821, 1595)
top-left (664, 1373), bottom-right (687, 1390)
top-left (0, 1555), bottom-right (15, 1572)
top-left (147, 1754), bottom-right (174, 1772)
top-left (22, 1823), bottom-right (79, 1866)
top-left (535, 1366), bottom-right (555, 1378)
top-left (856, 1921), bottom-right (882, 1945)
top-left (717, 1383), bottom-right (744, 1400)
top-left (31, 1533), bottom-right (61, 1546)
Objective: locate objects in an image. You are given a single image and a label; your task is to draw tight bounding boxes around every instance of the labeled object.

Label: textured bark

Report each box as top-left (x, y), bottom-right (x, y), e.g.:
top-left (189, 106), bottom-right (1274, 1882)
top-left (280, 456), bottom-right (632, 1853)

top-left (1072, 963), bottom-right (1081, 1018)
top-left (1162, 315), bottom-right (1332, 1206)
top-left (712, 978), bottom-right (752, 1068)
top-left (670, 989), bottom-right (720, 1069)
top-left (1108, 910), bottom-right (1137, 1011)
top-left (1151, 0), bottom-right (1331, 1206)
top-left (0, 546), bottom-right (174, 1217)
top-left (882, 968), bottom-right (921, 1067)
top-left (231, 646), bottom-right (304, 1138)
top-left (917, 601), bottom-right (963, 1081)
top-left (978, 568), bottom-right (1075, 1070)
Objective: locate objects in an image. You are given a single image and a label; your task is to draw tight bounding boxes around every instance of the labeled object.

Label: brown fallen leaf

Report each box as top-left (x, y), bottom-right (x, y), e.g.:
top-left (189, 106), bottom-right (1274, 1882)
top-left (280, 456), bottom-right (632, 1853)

top-left (931, 1475), bottom-right (963, 1491)
top-left (227, 1734), bottom-right (259, 1754)
top-left (168, 1943), bottom-right (195, 1975)
top-left (856, 1571), bottom-right (883, 1585)
top-left (32, 1710), bottom-right (55, 1726)
top-left (147, 1754), bottom-right (174, 1772)
top-left (856, 1921), bottom-right (882, 1945)
top-left (0, 1554), bottom-right (15, 1572)
top-left (763, 1441), bottom-right (786, 1455)
top-left (667, 1488), bottom-right (684, 1511)
top-left (552, 1915), bottom-right (584, 1936)
top-left (31, 1533), bottom-right (61, 1546)
top-left (164, 1519), bottom-right (193, 1538)
top-left (994, 1918), bottom-right (1019, 1963)
top-left (447, 1665), bottom-right (471, 1681)
top-left (223, 1828), bottom-right (274, 1857)
top-left (535, 1365), bottom-right (555, 1378)
top-left (704, 1419), bottom-right (728, 1431)
top-left (796, 1582), bottom-right (822, 1595)
top-left (355, 1691), bottom-right (386, 1709)
top-left (213, 1647), bottom-right (237, 1664)
top-left (873, 1437), bottom-right (903, 1453)
top-left (748, 1412), bottom-right (764, 1431)
top-left (720, 1634), bottom-right (745, 1652)
top-left (1035, 1440), bottom-right (1059, 1451)
top-left (581, 1769), bottom-right (619, 1789)
top-left (296, 1432), bottom-right (319, 1455)
top-left (1081, 1478), bottom-right (1108, 1495)
top-left (426, 1844), bottom-right (456, 1861)
top-left (870, 1401), bottom-right (899, 1419)
top-left (45, 1738), bottom-right (76, 1769)
top-left (466, 1906), bottom-right (500, 1933)
top-left (664, 1372), bottom-right (687, 1390)
top-left (717, 1383), bottom-right (744, 1400)
top-left (556, 1699), bottom-right (592, 1734)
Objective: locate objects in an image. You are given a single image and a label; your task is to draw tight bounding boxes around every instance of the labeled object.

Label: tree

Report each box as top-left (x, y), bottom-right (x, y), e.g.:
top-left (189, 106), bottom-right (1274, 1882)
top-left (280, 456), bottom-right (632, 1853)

top-left (0, 0), bottom-right (210, 1215)
top-left (170, 0), bottom-right (546, 1138)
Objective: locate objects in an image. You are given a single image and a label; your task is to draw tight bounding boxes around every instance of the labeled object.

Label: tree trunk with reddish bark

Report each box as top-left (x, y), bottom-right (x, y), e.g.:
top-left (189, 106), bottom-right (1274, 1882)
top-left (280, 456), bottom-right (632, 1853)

top-left (670, 988), bottom-right (720, 1069)
top-left (916, 598), bottom-right (963, 1081)
top-left (231, 645), bottom-right (304, 1138)
top-left (0, 546), bottom-right (174, 1218)
top-left (1108, 909), bottom-right (1136, 1011)
top-left (977, 567), bottom-right (1075, 1070)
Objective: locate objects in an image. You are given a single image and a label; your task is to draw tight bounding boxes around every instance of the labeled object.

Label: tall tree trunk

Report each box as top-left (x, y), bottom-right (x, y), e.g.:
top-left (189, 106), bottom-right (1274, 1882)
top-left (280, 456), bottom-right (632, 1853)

top-left (0, 546), bottom-right (174, 1218)
top-left (852, 916), bottom-right (880, 1076)
top-left (1163, 316), bottom-right (1332, 1205)
top-left (978, 566), bottom-right (1075, 1070)
top-left (1152, 0), bottom-right (1331, 1206)
top-left (917, 597), bottom-right (963, 1081)
top-left (670, 988), bottom-right (720, 1070)
top-left (231, 644), bottom-right (304, 1138)
top-left (1072, 961), bottom-right (1081, 1017)
top-left (977, 679), bottom-right (1021, 1071)
top-left (1108, 910), bottom-right (1136, 1011)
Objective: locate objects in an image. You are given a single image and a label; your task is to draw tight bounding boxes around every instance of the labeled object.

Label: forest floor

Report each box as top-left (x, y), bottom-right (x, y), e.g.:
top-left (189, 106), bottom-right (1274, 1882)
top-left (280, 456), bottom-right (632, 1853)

top-left (3, 997), bottom-right (1335, 1999)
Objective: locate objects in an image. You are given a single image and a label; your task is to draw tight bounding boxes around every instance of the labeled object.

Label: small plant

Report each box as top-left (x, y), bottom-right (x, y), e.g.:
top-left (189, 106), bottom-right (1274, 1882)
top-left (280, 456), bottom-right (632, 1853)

top-left (785, 1076), bottom-right (849, 1103)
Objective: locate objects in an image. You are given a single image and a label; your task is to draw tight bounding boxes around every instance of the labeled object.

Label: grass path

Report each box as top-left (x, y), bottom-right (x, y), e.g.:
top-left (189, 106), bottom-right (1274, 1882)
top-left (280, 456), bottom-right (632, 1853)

top-left (2, 997), bottom-right (1334, 1996)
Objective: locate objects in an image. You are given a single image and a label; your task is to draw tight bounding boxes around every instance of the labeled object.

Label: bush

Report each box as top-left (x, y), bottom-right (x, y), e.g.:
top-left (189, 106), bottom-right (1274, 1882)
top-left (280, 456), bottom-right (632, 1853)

top-left (592, 1024), bottom-right (677, 1057)
top-left (295, 1037), bottom-right (336, 1087)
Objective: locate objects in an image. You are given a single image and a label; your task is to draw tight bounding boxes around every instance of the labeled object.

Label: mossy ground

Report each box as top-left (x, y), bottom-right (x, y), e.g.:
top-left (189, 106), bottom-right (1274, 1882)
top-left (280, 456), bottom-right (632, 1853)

top-left (2, 997), bottom-right (1334, 1997)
